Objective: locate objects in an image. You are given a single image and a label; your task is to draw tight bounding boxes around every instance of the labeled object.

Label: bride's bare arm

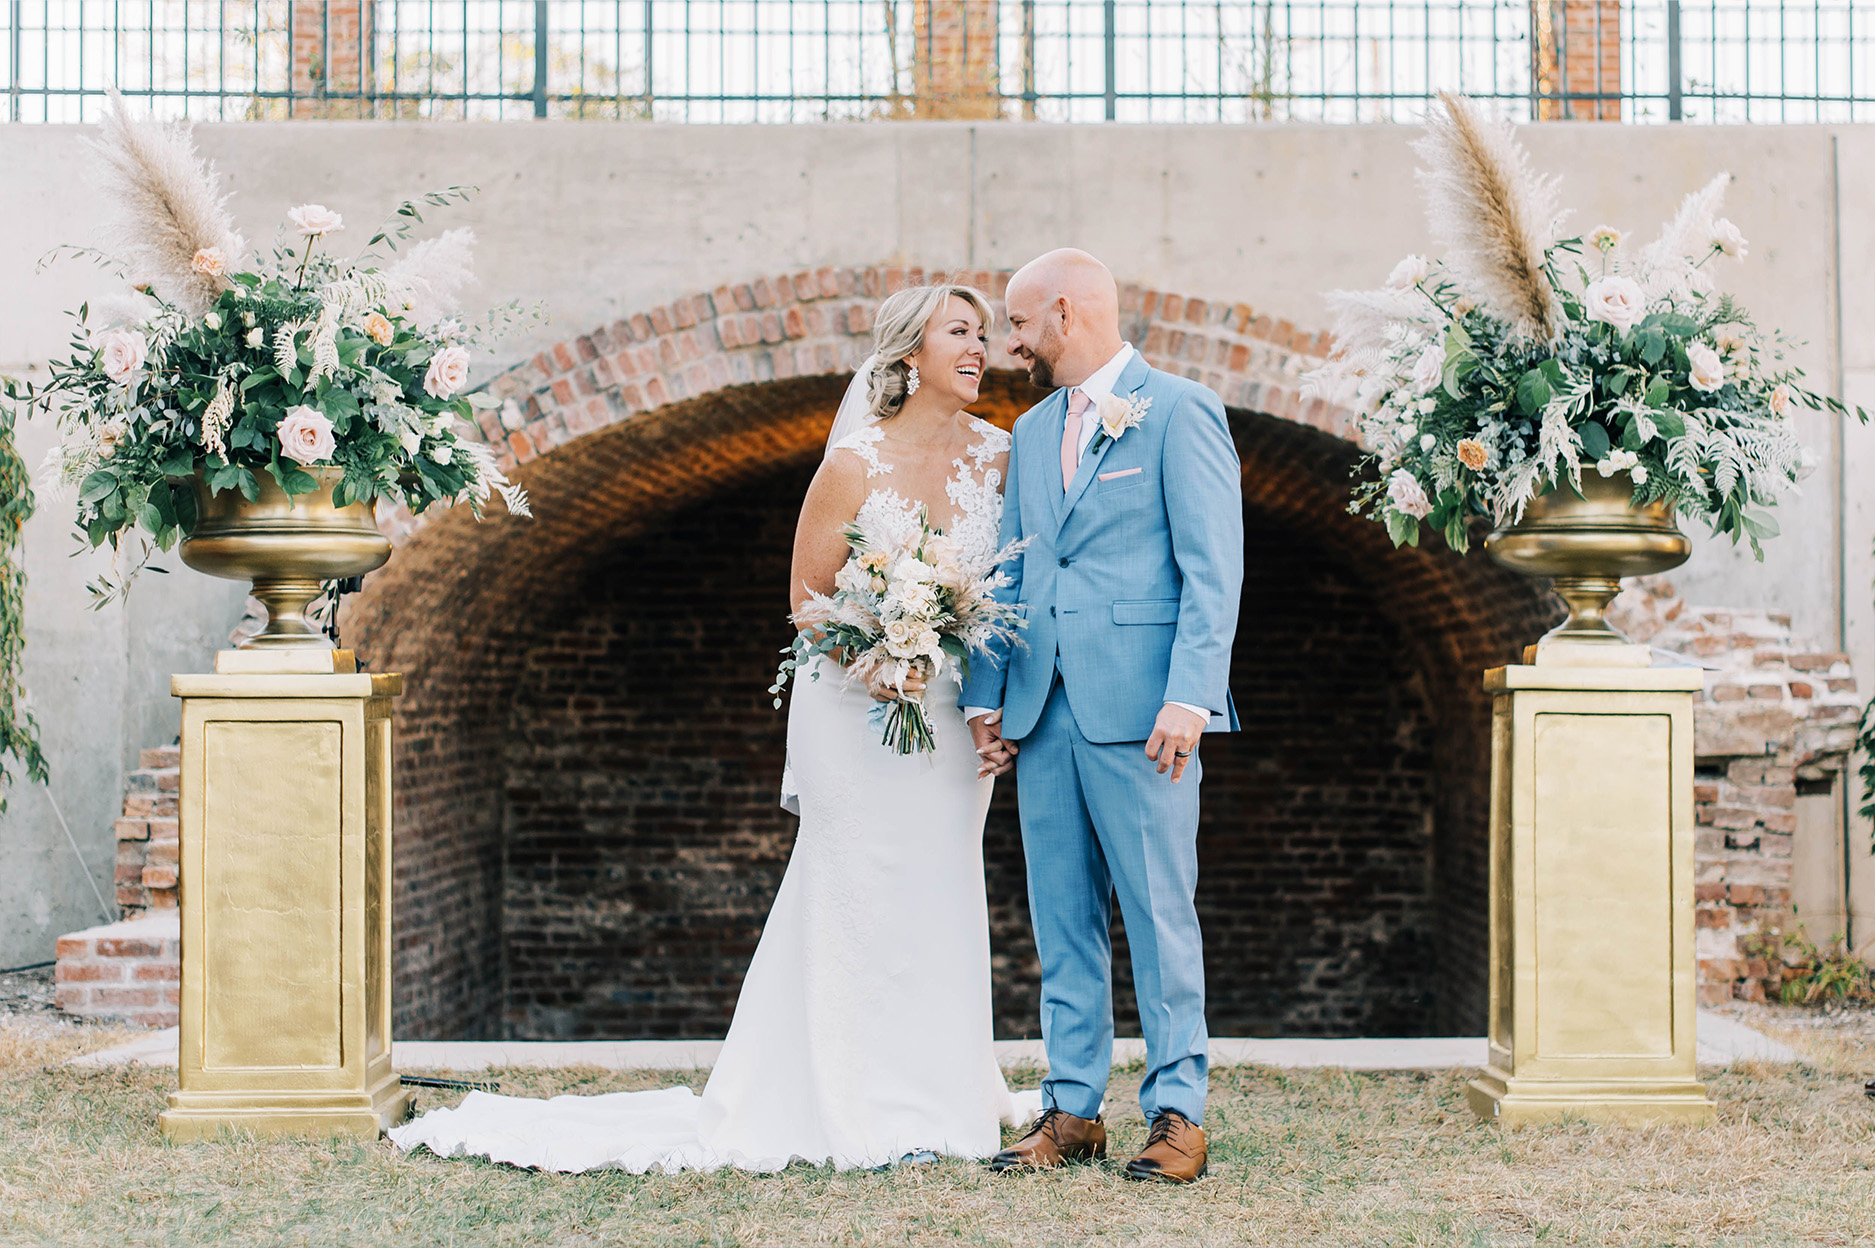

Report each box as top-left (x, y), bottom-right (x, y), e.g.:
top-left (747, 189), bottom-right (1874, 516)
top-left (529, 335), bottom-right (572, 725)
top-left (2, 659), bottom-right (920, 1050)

top-left (789, 451), bottom-right (867, 617)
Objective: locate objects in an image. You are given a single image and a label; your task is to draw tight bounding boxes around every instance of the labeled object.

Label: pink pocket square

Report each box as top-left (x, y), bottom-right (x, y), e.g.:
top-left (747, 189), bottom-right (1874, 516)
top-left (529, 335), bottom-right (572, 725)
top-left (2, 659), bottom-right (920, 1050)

top-left (1098, 467), bottom-right (1143, 482)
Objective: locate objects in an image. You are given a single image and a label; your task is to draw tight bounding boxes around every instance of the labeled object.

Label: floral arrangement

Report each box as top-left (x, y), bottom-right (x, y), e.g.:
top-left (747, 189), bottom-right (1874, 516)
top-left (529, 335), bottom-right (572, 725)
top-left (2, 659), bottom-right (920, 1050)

top-left (771, 507), bottom-right (1026, 754)
top-left (0, 389), bottom-right (46, 811)
top-left (1305, 92), bottom-right (1858, 558)
top-left (14, 94), bottom-right (531, 602)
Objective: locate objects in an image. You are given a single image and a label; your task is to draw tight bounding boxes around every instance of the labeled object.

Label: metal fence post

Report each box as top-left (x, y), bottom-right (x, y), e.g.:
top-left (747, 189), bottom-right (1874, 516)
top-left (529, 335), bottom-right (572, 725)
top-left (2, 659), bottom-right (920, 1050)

top-left (1103, 0), bottom-right (1117, 120)
top-left (1666, 0), bottom-right (1683, 121)
top-left (9, 0), bottom-right (21, 123)
top-left (533, 1), bottom-right (549, 118)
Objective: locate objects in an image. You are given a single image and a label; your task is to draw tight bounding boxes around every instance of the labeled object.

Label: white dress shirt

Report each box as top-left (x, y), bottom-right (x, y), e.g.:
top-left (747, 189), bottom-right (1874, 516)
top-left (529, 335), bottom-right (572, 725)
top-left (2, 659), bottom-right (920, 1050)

top-left (965, 342), bottom-right (1215, 730)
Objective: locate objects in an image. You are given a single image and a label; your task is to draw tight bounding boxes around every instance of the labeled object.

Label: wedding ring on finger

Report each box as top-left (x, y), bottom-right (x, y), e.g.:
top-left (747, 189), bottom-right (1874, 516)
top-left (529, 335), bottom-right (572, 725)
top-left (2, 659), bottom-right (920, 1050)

top-left (1174, 749), bottom-right (1192, 758)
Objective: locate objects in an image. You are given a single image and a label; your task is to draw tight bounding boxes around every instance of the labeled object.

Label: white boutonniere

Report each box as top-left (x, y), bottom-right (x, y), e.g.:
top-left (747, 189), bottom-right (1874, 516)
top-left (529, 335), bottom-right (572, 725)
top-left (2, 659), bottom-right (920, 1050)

top-left (1089, 391), bottom-right (1152, 453)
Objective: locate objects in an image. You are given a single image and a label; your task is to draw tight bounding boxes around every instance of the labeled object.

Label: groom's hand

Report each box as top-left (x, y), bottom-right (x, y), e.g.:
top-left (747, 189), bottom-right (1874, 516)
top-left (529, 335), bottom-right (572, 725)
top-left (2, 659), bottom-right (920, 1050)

top-left (969, 710), bottom-right (1018, 779)
top-left (1146, 704), bottom-right (1207, 783)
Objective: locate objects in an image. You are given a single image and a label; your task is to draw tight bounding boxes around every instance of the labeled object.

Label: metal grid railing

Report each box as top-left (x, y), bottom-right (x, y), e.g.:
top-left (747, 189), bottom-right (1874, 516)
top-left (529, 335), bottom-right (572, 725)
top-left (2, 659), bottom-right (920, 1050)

top-left (5, 1), bottom-right (1875, 124)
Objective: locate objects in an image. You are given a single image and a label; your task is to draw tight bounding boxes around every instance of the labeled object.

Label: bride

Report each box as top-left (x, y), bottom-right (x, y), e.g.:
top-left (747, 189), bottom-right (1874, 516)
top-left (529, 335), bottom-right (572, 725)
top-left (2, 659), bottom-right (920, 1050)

top-left (389, 284), bottom-right (1037, 1173)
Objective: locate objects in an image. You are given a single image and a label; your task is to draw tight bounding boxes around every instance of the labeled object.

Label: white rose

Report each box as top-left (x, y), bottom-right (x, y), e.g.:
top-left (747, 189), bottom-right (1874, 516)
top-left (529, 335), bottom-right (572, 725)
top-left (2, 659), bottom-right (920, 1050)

top-left (1410, 344), bottom-right (1445, 396)
top-left (917, 629), bottom-right (942, 658)
top-left (1386, 469), bottom-right (1433, 520)
top-left (883, 618), bottom-right (915, 646)
top-left (1710, 218), bottom-right (1748, 259)
top-left (1385, 254), bottom-right (1430, 291)
top-left (397, 426), bottom-right (422, 455)
top-left (1596, 449), bottom-right (1640, 478)
top-left (433, 443), bottom-right (453, 465)
top-left (1631, 465), bottom-right (1648, 485)
top-left (1419, 433), bottom-right (1437, 453)
top-left (423, 345), bottom-right (472, 400)
top-left (1687, 341), bottom-right (1726, 392)
top-left (246, 328), bottom-right (265, 348)
top-left (1769, 383), bottom-right (1792, 417)
top-left (286, 203), bottom-right (344, 237)
top-left (95, 327), bottom-right (147, 385)
top-left (203, 312), bottom-right (222, 331)
top-left (834, 561), bottom-right (868, 594)
top-left (1582, 276), bottom-right (1647, 334)
top-left (277, 404), bottom-right (337, 465)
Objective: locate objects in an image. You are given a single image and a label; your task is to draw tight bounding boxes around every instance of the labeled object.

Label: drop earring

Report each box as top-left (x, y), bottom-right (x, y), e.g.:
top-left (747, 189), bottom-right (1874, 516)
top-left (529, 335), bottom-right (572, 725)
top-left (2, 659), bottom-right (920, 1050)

top-left (905, 364), bottom-right (920, 397)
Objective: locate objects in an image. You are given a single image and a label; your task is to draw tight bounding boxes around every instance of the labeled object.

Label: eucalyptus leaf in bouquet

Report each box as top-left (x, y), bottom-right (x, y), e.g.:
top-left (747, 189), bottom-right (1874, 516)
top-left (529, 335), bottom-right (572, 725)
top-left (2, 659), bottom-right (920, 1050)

top-left (11, 93), bottom-right (537, 604)
top-left (1304, 92), bottom-right (1862, 560)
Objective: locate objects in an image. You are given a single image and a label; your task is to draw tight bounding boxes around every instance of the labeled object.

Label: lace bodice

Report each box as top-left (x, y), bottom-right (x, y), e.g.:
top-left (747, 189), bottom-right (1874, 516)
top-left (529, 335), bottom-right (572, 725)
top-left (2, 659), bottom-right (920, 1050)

top-left (833, 418), bottom-right (1009, 561)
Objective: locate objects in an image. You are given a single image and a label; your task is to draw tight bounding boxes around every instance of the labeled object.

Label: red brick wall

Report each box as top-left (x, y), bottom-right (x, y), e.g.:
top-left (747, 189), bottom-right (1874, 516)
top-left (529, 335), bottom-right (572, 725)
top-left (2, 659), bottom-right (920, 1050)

top-left (290, 1), bottom-right (373, 118)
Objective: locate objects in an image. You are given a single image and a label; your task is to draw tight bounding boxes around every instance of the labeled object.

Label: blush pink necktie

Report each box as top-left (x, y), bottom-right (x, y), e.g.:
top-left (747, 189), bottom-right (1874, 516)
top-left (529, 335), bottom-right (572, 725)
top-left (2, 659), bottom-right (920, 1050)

top-left (1061, 389), bottom-right (1091, 492)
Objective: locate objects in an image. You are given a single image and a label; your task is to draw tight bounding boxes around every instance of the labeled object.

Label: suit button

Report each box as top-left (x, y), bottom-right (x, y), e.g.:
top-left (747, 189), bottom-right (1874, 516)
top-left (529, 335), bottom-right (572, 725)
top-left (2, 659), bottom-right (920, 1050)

top-left (1058, 556), bottom-right (1071, 567)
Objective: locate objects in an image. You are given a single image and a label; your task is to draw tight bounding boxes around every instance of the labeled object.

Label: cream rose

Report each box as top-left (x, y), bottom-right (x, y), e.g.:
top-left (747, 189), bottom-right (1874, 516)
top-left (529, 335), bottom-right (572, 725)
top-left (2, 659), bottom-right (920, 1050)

top-left (917, 629), bottom-right (942, 658)
top-left (1386, 469), bottom-right (1433, 520)
top-left (95, 421), bottom-right (127, 458)
top-left (1457, 438), bottom-right (1488, 470)
top-left (1385, 254), bottom-right (1430, 292)
top-left (95, 327), bottom-right (147, 385)
top-left (1409, 344), bottom-right (1444, 396)
top-left (1710, 218), bottom-right (1748, 259)
top-left (1770, 383), bottom-right (1792, 417)
top-left (191, 247), bottom-right (226, 276)
top-left (286, 203), bottom-right (344, 237)
top-left (277, 404), bottom-right (337, 465)
top-left (1582, 276), bottom-right (1647, 334)
top-left (1687, 341), bottom-right (1726, 392)
top-left (246, 327), bottom-right (265, 349)
top-left (423, 345), bottom-right (472, 399)
top-left (363, 312), bottom-right (395, 346)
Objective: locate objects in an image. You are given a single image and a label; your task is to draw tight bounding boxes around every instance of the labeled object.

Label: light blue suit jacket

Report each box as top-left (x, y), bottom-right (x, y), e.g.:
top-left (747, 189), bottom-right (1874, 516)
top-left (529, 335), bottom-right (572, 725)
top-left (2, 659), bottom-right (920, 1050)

top-left (961, 352), bottom-right (1244, 744)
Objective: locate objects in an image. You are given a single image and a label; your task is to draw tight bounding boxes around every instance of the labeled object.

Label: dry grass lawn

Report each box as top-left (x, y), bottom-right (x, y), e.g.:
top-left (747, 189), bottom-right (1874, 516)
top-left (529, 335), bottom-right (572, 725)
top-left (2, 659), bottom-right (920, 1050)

top-left (1, 1015), bottom-right (1872, 1247)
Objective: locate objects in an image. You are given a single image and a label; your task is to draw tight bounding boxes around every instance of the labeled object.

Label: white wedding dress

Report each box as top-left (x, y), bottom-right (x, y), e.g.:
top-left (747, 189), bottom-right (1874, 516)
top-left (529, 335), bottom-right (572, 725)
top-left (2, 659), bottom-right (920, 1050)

top-left (389, 416), bottom-right (1037, 1173)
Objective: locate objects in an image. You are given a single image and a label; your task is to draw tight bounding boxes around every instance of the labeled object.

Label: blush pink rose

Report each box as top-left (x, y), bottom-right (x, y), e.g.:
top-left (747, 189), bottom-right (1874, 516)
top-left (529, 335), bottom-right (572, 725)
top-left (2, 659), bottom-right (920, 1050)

top-left (95, 327), bottom-right (147, 385)
top-left (423, 345), bottom-right (472, 399)
top-left (286, 204), bottom-right (344, 237)
top-left (278, 404), bottom-right (337, 465)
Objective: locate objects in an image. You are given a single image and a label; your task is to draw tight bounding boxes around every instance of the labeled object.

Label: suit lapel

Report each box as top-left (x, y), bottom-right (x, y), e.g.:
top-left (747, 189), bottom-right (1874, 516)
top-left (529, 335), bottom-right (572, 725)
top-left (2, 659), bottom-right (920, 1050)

top-left (1037, 389), bottom-right (1069, 523)
top-left (1055, 354), bottom-right (1152, 535)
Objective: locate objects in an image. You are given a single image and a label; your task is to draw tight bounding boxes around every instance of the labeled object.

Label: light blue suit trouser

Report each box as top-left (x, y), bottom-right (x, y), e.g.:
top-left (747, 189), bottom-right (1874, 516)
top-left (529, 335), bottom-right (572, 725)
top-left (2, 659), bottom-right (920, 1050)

top-left (1018, 675), bottom-right (1208, 1124)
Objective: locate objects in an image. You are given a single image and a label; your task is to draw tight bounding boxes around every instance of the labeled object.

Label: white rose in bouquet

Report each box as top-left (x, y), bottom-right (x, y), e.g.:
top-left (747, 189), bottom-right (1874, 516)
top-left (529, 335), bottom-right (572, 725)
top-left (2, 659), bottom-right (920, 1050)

top-left (94, 327), bottom-right (147, 385)
top-left (278, 404), bottom-right (337, 465)
top-left (918, 629), bottom-right (943, 659)
top-left (1583, 276), bottom-right (1646, 333)
top-left (1710, 218), bottom-right (1748, 259)
top-left (286, 203), bottom-right (344, 237)
top-left (1385, 254), bottom-right (1430, 291)
top-left (424, 345), bottom-right (472, 399)
top-left (1386, 468), bottom-right (1433, 519)
top-left (1687, 341), bottom-right (1726, 392)
top-left (1410, 344), bottom-right (1445, 396)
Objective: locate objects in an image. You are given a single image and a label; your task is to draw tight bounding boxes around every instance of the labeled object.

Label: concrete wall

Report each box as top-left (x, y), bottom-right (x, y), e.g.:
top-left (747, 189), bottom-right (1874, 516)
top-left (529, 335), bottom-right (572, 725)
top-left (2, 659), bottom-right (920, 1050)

top-left (2, 119), bottom-right (1872, 966)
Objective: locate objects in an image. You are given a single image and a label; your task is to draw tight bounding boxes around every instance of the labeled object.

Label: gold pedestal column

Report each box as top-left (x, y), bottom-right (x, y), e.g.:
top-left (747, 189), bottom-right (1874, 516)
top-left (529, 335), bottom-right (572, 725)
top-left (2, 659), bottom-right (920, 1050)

top-left (159, 649), bottom-right (413, 1141)
top-left (1466, 645), bottom-right (1716, 1125)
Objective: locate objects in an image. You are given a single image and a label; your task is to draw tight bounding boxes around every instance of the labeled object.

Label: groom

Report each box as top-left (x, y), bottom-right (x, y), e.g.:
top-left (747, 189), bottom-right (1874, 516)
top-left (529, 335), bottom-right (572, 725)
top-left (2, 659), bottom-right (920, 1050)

top-left (963, 249), bottom-right (1243, 1184)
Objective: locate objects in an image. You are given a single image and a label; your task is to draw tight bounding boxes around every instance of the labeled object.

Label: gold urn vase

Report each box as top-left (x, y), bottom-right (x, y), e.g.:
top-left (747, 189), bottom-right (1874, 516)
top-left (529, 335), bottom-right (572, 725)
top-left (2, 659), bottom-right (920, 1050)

top-left (180, 466), bottom-right (391, 649)
top-left (1484, 471), bottom-right (1691, 646)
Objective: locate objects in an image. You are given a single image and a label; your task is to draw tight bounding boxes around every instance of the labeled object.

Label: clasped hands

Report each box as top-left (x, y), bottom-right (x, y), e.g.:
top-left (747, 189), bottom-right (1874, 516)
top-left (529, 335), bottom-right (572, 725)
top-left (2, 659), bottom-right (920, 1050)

top-left (967, 703), bottom-right (1207, 783)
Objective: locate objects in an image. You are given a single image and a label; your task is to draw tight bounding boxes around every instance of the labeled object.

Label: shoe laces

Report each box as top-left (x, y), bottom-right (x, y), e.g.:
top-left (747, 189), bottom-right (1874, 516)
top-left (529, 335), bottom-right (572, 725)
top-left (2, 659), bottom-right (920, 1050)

top-left (1144, 1109), bottom-right (1193, 1153)
top-left (1030, 1107), bottom-right (1071, 1147)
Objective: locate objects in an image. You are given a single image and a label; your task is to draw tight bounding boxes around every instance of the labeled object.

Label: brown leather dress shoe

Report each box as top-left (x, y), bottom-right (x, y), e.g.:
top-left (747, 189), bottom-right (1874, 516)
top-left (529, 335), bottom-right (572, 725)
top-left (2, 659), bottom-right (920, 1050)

top-left (988, 1107), bottom-right (1107, 1172)
top-left (1124, 1109), bottom-right (1207, 1183)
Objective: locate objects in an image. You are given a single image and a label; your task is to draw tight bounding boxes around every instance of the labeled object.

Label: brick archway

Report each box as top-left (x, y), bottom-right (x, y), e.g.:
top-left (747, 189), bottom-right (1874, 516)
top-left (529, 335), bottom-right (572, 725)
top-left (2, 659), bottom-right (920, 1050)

top-left (346, 264), bottom-right (1556, 1039)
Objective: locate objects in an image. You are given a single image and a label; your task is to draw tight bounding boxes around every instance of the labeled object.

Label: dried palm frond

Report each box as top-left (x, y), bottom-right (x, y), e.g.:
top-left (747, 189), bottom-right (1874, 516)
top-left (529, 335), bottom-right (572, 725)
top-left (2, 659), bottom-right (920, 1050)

top-left (1638, 172), bottom-right (1731, 301)
top-left (1413, 92), bottom-right (1564, 344)
top-left (87, 90), bottom-right (244, 317)
top-left (385, 229), bottom-right (478, 330)
top-left (1302, 288), bottom-right (1439, 403)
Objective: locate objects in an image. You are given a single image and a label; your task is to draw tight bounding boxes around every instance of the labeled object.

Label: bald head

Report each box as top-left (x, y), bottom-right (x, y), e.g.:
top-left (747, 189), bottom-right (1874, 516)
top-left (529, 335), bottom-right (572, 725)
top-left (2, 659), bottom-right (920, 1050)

top-left (1003, 248), bottom-right (1125, 390)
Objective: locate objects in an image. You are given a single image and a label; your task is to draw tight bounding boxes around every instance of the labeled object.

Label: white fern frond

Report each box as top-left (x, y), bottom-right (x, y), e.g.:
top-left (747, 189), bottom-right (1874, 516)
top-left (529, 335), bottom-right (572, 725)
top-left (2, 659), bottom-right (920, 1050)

top-left (384, 228), bottom-right (477, 330)
top-left (200, 374), bottom-right (235, 458)
top-left (1413, 93), bottom-right (1564, 344)
top-left (307, 307), bottom-right (343, 382)
top-left (87, 91), bottom-right (245, 317)
top-left (273, 321), bottom-right (304, 377)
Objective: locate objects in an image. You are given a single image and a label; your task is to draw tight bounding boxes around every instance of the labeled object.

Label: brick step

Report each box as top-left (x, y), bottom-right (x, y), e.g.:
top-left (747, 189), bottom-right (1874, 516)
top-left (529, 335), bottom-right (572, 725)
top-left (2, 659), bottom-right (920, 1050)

top-left (139, 745), bottom-right (180, 769)
top-left (54, 912), bottom-right (180, 1028)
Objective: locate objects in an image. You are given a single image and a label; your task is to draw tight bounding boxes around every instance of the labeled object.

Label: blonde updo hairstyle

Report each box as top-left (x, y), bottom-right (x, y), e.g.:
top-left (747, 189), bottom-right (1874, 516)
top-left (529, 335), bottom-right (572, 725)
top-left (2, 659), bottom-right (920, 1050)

top-left (862, 283), bottom-right (994, 421)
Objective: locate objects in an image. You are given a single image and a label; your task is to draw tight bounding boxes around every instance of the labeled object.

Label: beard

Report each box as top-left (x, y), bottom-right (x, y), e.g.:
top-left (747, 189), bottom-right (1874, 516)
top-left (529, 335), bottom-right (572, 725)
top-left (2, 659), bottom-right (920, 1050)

top-left (1026, 354), bottom-right (1055, 389)
top-left (1024, 321), bottom-right (1064, 389)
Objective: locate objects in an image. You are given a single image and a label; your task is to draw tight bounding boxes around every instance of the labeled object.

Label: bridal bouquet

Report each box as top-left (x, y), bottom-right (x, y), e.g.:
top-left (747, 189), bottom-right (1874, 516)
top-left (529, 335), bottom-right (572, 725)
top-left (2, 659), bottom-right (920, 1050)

top-left (772, 508), bottom-right (1026, 755)
top-left (1304, 93), bottom-right (1857, 558)
top-left (11, 95), bottom-right (531, 602)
